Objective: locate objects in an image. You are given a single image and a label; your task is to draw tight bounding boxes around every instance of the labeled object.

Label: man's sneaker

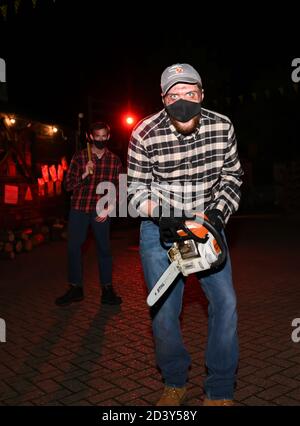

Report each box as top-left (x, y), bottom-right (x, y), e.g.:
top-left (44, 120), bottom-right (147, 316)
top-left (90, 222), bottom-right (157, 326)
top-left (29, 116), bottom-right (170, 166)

top-left (203, 398), bottom-right (234, 406)
top-left (156, 386), bottom-right (187, 406)
top-left (101, 285), bottom-right (122, 305)
top-left (55, 285), bottom-right (84, 306)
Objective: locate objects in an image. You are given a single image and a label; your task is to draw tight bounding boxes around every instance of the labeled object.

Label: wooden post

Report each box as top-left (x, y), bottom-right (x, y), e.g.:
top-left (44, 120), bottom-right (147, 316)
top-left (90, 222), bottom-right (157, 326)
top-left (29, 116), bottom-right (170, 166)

top-left (87, 141), bottom-right (93, 175)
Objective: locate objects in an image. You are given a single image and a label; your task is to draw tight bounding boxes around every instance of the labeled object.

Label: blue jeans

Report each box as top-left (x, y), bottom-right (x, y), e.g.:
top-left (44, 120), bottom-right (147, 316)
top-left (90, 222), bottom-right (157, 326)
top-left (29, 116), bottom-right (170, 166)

top-left (139, 220), bottom-right (239, 400)
top-left (67, 209), bottom-right (112, 287)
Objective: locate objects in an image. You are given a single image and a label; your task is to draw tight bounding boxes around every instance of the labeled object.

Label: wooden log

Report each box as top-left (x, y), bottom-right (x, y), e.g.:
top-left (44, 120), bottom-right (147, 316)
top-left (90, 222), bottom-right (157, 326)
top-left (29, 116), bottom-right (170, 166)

top-left (23, 239), bottom-right (33, 252)
top-left (0, 251), bottom-right (15, 260)
top-left (61, 230), bottom-right (68, 240)
top-left (40, 225), bottom-right (50, 235)
top-left (14, 240), bottom-right (23, 253)
top-left (0, 230), bottom-right (15, 242)
top-left (14, 229), bottom-right (32, 241)
top-left (19, 232), bottom-right (29, 241)
top-left (3, 242), bottom-right (14, 252)
top-left (51, 223), bottom-right (64, 241)
top-left (38, 225), bottom-right (50, 242)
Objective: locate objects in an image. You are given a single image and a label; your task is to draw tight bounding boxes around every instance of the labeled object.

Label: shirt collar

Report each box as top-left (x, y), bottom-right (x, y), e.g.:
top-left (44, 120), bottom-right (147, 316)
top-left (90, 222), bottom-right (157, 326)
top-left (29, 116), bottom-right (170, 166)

top-left (163, 110), bottom-right (202, 140)
top-left (92, 147), bottom-right (108, 159)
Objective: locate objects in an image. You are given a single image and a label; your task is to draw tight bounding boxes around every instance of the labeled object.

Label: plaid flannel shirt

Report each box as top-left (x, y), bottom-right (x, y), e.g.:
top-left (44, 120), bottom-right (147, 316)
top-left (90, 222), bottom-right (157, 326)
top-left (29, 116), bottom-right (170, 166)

top-left (65, 148), bottom-right (122, 213)
top-left (127, 108), bottom-right (243, 223)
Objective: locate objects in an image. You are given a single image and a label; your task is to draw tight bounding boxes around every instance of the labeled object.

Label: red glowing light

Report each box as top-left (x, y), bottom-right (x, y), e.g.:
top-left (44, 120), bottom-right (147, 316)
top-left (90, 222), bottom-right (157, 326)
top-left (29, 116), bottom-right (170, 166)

top-left (123, 114), bottom-right (136, 128)
top-left (126, 116), bottom-right (134, 125)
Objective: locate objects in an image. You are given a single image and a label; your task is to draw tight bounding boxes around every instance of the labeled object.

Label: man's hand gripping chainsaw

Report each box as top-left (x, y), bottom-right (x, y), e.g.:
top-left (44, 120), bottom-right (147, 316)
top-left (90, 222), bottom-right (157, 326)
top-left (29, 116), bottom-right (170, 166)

top-left (146, 213), bottom-right (227, 307)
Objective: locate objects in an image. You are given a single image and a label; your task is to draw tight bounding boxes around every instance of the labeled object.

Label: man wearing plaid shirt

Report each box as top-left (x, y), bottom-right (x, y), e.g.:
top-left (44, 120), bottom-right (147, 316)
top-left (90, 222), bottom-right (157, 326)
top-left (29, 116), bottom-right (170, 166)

top-left (56, 121), bottom-right (122, 306)
top-left (127, 64), bottom-right (243, 406)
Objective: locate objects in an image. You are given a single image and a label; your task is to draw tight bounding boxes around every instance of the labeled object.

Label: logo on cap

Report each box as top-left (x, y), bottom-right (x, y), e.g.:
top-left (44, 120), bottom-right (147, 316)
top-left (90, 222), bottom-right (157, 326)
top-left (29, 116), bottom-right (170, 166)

top-left (175, 66), bottom-right (184, 74)
top-left (161, 63), bottom-right (202, 95)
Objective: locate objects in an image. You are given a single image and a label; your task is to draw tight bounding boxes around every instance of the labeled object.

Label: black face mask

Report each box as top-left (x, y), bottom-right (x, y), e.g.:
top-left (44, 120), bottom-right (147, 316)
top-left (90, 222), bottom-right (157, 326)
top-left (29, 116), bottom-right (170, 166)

top-left (94, 140), bottom-right (107, 150)
top-left (165, 99), bottom-right (202, 122)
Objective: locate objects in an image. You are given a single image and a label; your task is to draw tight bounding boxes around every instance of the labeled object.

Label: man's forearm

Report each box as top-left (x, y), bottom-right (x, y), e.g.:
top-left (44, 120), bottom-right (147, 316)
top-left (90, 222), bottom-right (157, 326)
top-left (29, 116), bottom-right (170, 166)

top-left (81, 170), bottom-right (90, 180)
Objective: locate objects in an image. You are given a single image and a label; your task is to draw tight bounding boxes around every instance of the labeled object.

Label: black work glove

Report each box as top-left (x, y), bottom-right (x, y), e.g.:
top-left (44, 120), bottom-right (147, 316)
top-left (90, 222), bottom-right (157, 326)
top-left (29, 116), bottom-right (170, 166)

top-left (152, 205), bottom-right (195, 243)
top-left (205, 209), bottom-right (225, 233)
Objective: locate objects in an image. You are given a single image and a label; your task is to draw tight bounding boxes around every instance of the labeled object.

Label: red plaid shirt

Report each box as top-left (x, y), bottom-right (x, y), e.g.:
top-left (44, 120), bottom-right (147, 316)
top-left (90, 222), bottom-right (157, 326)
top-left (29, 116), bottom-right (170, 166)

top-left (65, 148), bottom-right (122, 213)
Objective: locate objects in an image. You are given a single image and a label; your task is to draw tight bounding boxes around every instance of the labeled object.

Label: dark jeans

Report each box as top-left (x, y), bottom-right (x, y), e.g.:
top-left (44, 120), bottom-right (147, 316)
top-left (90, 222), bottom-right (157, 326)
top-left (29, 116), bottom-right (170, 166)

top-left (67, 209), bottom-right (112, 287)
top-left (139, 220), bottom-right (239, 399)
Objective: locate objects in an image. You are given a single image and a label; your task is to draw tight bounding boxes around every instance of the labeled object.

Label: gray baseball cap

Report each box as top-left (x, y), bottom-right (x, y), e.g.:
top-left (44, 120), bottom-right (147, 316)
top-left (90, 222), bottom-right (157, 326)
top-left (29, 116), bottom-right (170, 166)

top-left (161, 63), bottom-right (202, 95)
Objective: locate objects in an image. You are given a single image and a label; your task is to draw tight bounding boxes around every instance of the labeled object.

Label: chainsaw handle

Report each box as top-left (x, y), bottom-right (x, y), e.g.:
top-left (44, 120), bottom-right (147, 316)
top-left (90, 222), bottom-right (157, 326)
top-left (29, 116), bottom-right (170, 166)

top-left (183, 217), bottom-right (227, 268)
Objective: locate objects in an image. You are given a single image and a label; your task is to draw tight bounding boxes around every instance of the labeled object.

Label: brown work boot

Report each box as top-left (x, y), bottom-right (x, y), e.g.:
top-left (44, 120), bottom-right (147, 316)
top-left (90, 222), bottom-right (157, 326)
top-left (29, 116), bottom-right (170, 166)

top-left (156, 386), bottom-right (187, 406)
top-left (203, 398), bottom-right (234, 406)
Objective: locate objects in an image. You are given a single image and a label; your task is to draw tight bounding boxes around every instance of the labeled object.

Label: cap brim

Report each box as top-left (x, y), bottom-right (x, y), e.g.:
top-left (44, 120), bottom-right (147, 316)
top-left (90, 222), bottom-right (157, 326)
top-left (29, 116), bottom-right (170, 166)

top-left (162, 78), bottom-right (200, 95)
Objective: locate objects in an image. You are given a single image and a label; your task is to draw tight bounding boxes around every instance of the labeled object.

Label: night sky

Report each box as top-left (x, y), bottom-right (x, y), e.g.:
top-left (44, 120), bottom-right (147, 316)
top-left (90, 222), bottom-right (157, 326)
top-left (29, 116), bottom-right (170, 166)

top-left (0, 1), bottom-right (299, 156)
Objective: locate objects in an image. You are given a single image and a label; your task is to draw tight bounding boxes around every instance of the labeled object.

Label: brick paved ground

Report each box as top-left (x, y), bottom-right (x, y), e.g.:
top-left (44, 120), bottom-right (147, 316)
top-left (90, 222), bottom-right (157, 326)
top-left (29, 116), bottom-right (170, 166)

top-left (0, 214), bottom-right (300, 406)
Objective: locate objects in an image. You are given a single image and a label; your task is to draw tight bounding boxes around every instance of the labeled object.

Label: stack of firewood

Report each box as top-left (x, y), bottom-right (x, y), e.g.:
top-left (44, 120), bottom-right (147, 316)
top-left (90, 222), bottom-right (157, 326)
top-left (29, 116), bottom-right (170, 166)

top-left (0, 218), bottom-right (68, 260)
top-left (0, 230), bottom-right (16, 260)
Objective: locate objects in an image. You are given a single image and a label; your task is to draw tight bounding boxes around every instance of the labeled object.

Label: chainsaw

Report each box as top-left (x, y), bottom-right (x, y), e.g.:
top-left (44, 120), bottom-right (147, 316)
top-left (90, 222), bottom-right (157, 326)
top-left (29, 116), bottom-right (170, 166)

top-left (146, 214), bottom-right (227, 307)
